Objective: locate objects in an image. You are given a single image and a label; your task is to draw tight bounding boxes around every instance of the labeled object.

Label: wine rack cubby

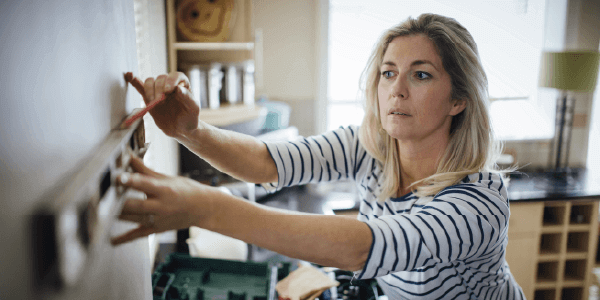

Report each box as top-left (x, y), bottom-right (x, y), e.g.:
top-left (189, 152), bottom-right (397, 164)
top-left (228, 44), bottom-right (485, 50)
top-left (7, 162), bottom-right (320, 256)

top-left (507, 200), bottom-right (599, 300)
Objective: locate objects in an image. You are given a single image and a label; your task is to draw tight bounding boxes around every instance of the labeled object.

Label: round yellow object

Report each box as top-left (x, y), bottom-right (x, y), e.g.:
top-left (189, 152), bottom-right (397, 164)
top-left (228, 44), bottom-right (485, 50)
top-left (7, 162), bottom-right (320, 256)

top-left (177, 0), bottom-right (235, 42)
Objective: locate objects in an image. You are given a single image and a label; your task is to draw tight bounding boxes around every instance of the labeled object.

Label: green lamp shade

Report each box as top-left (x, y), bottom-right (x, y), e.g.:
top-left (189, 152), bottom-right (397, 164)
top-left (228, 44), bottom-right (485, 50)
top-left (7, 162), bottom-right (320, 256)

top-left (539, 51), bottom-right (600, 92)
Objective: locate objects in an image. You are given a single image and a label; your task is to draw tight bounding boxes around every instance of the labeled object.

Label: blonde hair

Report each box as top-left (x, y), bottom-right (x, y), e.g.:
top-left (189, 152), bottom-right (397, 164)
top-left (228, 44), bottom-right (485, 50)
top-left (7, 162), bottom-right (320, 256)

top-left (358, 13), bottom-right (506, 200)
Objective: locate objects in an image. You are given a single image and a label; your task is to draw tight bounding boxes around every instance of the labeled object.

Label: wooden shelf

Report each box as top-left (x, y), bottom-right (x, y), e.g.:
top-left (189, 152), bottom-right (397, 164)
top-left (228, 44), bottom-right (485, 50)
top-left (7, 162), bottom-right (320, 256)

top-left (199, 104), bottom-right (266, 127)
top-left (567, 232), bottom-right (590, 253)
top-left (564, 259), bottom-right (587, 281)
top-left (534, 289), bottom-right (555, 300)
top-left (543, 204), bottom-right (567, 226)
top-left (173, 42), bottom-right (254, 51)
top-left (166, 0), bottom-right (255, 72)
top-left (569, 224), bottom-right (590, 231)
top-left (538, 253), bottom-right (561, 261)
top-left (565, 252), bottom-right (589, 260)
top-left (539, 232), bottom-right (562, 254)
top-left (535, 281), bottom-right (558, 289)
top-left (562, 279), bottom-right (586, 287)
top-left (570, 203), bottom-right (593, 225)
top-left (561, 287), bottom-right (584, 299)
top-left (541, 225), bottom-right (564, 233)
top-left (537, 261), bottom-right (559, 282)
top-left (507, 200), bottom-right (600, 300)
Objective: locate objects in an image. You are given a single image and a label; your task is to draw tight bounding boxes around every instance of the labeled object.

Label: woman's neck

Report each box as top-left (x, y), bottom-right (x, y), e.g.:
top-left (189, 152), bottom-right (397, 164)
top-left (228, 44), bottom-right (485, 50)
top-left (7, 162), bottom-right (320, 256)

top-left (396, 135), bottom-right (449, 196)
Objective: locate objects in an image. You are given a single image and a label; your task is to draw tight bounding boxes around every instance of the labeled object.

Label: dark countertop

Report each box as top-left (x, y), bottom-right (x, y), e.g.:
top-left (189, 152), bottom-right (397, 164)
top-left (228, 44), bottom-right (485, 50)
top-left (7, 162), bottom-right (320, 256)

top-left (507, 168), bottom-right (600, 201)
top-left (252, 168), bottom-right (600, 217)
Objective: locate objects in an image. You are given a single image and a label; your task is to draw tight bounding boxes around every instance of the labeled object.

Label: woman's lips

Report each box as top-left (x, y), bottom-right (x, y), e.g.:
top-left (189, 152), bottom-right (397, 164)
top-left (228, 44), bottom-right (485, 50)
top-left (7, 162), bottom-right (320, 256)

top-left (388, 108), bottom-right (411, 116)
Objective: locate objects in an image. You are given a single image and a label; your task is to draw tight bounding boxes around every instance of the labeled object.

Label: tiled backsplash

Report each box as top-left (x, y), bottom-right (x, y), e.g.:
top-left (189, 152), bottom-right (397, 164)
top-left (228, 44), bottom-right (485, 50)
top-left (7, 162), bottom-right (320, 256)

top-left (504, 126), bottom-right (588, 171)
top-left (503, 90), bottom-right (595, 171)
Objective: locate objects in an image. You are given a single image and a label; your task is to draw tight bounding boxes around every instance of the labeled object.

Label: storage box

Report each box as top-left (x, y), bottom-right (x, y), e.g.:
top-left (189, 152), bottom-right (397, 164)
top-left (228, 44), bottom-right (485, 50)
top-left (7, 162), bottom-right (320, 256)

top-left (152, 253), bottom-right (289, 300)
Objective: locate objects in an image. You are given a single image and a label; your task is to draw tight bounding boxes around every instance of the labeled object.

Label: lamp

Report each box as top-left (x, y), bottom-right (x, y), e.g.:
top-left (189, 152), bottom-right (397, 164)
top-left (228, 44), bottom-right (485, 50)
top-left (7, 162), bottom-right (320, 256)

top-left (538, 51), bottom-right (600, 170)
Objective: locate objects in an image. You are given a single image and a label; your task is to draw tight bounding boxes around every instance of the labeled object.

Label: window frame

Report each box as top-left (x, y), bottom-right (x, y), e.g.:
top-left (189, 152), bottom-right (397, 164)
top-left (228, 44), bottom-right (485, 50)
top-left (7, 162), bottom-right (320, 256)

top-left (322, 0), bottom-right (556, 141)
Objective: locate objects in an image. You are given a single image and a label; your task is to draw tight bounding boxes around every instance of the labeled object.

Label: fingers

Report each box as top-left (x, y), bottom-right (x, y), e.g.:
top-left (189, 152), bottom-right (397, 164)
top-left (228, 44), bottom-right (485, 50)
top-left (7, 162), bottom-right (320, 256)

top-left (143, 77), bottom-right (156, 105)
top-left (132, 72), bottom-right (190, 107)
top-left (111, 226), bottom-right (156, 246)
top-left (118, 214), bottom-right (146, 223)
top-left (154, 74), bottom-right (168, 103)
top-left (118, 213), bottom-right (156, 228)
top-left (165, 71), bottom-right (190, 94)
top-left (127, 155), bottom-right (164, 178)
top-left (119, 198), bottom-right (163, 215)
top-left (119, 172), bottom-right (163, 197)
top-left (124, 72), bottom-right (134, 83)
top-left (129, 76), bottom-right (146, 102)
top-left (175, 85), bottom-right (200, 113)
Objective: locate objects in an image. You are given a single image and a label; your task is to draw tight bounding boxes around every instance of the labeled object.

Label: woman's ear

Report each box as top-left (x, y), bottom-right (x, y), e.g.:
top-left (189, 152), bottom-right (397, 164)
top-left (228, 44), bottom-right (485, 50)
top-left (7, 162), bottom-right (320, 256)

top-left (449, 99), bottom-right (467, 116)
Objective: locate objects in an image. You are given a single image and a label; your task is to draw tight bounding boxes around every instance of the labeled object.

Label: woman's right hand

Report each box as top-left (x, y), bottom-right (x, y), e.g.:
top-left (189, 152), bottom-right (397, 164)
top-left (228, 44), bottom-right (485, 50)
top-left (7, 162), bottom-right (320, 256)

top-left (128, 71), bottom-right (200, 139)
top-left (111, 155), bottom-right (219, 246)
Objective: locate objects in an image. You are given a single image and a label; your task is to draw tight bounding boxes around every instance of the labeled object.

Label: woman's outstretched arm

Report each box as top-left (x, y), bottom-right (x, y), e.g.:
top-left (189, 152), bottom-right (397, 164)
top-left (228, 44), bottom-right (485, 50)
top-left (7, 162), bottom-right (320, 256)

top-left (111, 156), bottom-right (371, 271)
top-left (179, 125), bottom-right (278, 184)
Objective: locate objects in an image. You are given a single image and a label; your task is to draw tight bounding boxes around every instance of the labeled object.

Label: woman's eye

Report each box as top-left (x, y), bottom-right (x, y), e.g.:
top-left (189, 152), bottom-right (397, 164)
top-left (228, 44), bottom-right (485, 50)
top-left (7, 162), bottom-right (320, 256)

top-left (381, 71), bottom-right (394, 79)
top-left (416, 71), bottom-right (431, 80)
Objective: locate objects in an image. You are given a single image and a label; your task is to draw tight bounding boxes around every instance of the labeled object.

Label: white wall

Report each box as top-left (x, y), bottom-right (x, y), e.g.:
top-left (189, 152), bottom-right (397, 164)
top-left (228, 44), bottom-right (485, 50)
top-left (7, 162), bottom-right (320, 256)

top-left (505, 0), bottom-right (600, 169)
top-left (134, 0), bottom-right (178, 179)
top-left (253, 0), bottom-right (321, 137)
top-left (584, 0), bottom-right (600, 174)
top-left (569, 0), bottom-right (600, 171)
top-left (0, 1), bottom-right (161, 298)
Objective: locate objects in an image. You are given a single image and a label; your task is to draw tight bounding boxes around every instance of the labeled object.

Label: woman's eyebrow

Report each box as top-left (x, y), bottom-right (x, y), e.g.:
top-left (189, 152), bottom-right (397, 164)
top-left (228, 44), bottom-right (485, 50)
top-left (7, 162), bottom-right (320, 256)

top-left (381, 61), bottom-right (396, 68)
top-left (411, 60), bottom-right (438, 71)
top-left (381, 60), bottom-right (438, 71)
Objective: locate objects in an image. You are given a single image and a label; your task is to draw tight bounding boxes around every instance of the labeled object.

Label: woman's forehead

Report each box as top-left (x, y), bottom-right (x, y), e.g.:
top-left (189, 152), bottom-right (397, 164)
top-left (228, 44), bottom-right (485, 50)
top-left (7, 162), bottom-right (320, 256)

top-left (382, 35), bottom-right (443, 69)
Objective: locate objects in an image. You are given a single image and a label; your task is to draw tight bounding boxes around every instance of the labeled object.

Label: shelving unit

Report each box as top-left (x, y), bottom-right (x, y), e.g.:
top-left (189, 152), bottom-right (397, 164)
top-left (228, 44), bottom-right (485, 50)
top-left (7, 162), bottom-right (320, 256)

top-left (165, 0), bottom-right (262, 127)
top-left (164, 1), bottom-right (265, 256)
top-left (172, 42), bottom-right (254, 51)
top-left (505, 200), bottom-right (600, 300)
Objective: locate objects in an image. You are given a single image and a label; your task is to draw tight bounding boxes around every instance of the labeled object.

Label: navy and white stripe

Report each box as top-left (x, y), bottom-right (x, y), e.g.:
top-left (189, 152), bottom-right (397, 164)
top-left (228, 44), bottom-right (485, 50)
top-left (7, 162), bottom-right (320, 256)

top-left (262, 125), bottom-right (524, 300)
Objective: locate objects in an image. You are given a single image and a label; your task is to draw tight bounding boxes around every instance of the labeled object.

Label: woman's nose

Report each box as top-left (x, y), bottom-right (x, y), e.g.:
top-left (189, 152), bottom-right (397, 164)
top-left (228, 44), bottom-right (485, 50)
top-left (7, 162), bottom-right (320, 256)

top-left (391, 76), bottom-right (408, 99)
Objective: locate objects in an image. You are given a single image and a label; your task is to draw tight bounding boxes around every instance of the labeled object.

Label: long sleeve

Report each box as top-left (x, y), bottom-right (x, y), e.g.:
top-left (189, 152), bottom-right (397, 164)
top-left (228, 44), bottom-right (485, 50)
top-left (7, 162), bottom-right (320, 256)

top-left (355, 173), bottom-right (518, 299)
top-left (261, 126), bottom-right (366, 192)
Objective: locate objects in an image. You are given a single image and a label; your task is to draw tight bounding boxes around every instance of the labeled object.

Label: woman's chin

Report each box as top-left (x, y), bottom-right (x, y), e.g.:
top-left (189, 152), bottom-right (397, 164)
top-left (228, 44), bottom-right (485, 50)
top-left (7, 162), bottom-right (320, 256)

top-left (384, 129), bottom-right (413, 142)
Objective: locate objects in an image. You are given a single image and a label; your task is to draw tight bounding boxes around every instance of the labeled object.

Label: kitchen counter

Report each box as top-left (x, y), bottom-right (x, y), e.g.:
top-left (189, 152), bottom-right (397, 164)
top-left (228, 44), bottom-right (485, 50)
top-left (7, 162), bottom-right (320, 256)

top-left (507, 168), bottom-right (600, 201)
top-left (254, 168), bottom-right (600, 217)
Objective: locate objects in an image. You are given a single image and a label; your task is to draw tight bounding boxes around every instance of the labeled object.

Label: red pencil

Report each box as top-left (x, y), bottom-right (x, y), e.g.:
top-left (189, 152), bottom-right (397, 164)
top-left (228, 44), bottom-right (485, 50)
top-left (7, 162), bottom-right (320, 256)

top-left (120, 93), bottom-right (166, 129)
top-left (121, 72), bottom-right (186, 129)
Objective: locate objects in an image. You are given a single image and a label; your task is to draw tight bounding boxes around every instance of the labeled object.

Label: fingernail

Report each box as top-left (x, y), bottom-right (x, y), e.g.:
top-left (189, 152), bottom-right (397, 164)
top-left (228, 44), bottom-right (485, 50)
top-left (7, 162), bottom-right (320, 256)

top-left (120, 173), bottom-right (130, 184)
top-left (165, 84), bottom-right (172, 90)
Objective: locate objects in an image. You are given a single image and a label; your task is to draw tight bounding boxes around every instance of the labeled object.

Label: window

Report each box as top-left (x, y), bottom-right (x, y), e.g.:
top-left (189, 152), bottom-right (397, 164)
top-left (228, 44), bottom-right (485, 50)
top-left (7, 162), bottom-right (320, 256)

top-left (327, 0), bottom-right (552, 140)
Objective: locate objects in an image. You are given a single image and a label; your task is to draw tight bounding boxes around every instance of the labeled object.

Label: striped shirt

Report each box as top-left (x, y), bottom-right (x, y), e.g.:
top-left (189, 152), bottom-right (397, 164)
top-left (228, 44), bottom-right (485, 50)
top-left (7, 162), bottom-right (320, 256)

top-left (262, 126), bottom-right (524, 300)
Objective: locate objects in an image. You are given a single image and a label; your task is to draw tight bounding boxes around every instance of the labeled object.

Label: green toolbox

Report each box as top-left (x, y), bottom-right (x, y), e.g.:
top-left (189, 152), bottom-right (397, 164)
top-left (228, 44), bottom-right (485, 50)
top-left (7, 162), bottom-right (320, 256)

top-left (152, 253), bottom-right (290, 300)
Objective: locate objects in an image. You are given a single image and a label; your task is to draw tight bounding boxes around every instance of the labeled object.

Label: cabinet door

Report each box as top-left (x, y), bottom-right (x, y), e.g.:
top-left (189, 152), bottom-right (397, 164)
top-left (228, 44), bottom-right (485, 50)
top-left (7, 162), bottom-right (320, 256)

top-left (505, 202), bottom-right (544, 300)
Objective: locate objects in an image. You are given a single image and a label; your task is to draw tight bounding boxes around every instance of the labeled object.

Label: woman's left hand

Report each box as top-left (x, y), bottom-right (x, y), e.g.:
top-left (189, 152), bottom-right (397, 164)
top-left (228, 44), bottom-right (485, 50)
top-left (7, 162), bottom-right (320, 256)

top-left (111, 155), bottom-right (216, 246)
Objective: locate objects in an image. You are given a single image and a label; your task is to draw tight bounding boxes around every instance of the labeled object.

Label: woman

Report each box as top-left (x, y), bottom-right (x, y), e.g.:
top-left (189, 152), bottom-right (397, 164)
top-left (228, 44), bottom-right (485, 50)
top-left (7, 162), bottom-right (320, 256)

top-left (113, 14), bottom-right (524, 299)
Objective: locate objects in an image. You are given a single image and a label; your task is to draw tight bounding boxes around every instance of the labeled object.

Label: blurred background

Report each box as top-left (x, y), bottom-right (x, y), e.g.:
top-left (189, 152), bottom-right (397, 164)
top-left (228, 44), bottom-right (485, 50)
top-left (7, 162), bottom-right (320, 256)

top-left (1, 0), bottom-right (600, 299)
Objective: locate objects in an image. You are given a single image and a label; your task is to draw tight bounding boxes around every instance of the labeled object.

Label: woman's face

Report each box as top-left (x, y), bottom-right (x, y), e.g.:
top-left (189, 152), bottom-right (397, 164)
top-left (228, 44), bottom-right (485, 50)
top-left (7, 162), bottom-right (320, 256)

top-left (378, 34), bottom-right (465, 144)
